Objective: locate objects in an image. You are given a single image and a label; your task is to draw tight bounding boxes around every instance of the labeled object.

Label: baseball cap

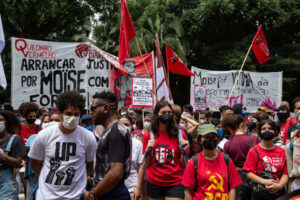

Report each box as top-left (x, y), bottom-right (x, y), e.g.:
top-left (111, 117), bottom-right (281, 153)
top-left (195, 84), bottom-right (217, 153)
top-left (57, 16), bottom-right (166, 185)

top-left (80, 114), bottom-right (92, 124)
top-left (258, 107), bottom-right (267, 112)
top-left (197, 124), bottom-right (218, 136)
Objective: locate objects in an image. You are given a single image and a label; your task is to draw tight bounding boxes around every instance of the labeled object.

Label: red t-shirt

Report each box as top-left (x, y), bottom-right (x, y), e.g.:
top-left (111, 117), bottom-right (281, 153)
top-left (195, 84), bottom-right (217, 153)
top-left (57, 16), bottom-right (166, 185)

top-left (280, 117), bottom-right (296, 144)
top-left (142, 130), bottom-right (187, 187)
top-left (18, 124), bottom-right (40, 144)
top-left (182, 152), bottom-right (242, 200)
top-left (243, 144), bottom-right (288, 179)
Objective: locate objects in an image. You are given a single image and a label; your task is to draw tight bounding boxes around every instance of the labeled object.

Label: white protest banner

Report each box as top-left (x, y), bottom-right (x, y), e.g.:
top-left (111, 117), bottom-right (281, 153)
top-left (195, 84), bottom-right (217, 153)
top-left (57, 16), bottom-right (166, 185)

top-left (190, 67), bottom-right (282, 112)
top-left (11, 37), bottom-right (120, 108)
top-left (194, 85), bottom-right (206, 111)
top-left (131, 77), bottom-right (153, 108)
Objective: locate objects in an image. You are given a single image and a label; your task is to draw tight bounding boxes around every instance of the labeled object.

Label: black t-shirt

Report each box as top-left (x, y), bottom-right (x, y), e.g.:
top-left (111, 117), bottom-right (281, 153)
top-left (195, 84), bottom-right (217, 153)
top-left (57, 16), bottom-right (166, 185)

top-left (94, 122), bottom-right (131, 186)
top-left (0, 134), bottom-right (26, 170)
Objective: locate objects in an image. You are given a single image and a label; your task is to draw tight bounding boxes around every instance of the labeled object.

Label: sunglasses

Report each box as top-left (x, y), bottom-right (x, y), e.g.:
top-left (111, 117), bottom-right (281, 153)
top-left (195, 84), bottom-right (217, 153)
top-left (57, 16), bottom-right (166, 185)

top-left (90, 104), bottom-right (106, 112)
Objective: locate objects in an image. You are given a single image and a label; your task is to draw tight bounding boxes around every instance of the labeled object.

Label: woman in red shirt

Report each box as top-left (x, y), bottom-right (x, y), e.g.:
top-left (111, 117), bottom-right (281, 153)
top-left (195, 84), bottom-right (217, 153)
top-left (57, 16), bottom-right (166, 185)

top-left (243, 119), bottom-right (288, 199)
top-left (182, 124), bottom-right (242, 200)
top-left (143, 101), bottom-right (188, 200)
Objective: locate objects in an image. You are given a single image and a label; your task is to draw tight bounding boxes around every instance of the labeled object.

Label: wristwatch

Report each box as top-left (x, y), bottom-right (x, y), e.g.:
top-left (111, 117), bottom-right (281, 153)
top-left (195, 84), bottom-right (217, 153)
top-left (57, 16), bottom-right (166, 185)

top-left (88, 191), bottom-right (95, 200)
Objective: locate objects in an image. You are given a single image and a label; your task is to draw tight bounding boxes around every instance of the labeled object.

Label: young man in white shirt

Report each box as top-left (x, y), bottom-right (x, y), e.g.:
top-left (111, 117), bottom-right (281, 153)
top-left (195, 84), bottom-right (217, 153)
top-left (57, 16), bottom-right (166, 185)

top-left (29, 91), bottom-right (97, 200)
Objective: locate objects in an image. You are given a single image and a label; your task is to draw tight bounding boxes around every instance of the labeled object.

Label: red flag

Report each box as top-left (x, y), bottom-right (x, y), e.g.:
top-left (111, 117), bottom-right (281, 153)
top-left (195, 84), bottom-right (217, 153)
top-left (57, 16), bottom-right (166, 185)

top-left (166, 43), bottom-right (194, 76)
top-left (251, 25), bottom-right (269, 64)
top-left (118, 0), bottom-right (136, 64)
top-left (120, 52), bottom-right (154, 76)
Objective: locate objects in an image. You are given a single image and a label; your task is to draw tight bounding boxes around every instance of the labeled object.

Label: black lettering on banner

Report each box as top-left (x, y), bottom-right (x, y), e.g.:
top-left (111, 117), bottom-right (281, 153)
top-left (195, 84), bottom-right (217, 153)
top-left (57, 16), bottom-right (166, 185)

top-left (21, 76), bottom-right (37, 86)
top-left (232, 71), bottom-right (253, 87)
top-left (53, 70), bottom-right (63, 93)
top-left (40, 71), bottom-right (52, 94)
top-left (77, 70), bottom-right (85, 93)
top-left (40, 95), bottom-right (50, 106)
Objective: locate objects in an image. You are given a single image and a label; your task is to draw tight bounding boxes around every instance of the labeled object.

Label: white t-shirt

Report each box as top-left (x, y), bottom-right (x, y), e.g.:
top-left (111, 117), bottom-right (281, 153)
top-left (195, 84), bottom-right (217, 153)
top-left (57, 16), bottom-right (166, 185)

top-left (28, 124), bottom-right (97, 200)
top-left (125, 137), bottom-right (143, 192)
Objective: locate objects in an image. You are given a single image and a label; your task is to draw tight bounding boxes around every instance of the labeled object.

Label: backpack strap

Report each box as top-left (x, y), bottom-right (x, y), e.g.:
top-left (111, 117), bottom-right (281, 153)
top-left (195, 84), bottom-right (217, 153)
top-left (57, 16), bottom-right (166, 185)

top-left (5, 134), bottom-right (17, 153)
top-left (223, 153), bottom-right (230, 190)
top-left (248, 134), bottom-right (252, 147)
top-left (253, 147), bottom-right (266, 171)
top-left (290, 141), bottom-right (294, 157)
top-left (192, 154), bottom-right (198, 192)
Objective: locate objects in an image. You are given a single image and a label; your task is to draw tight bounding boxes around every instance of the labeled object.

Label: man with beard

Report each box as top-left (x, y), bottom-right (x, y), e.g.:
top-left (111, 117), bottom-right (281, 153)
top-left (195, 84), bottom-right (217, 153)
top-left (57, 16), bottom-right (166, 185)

top-left (83, 91), bottom-right (131, 200)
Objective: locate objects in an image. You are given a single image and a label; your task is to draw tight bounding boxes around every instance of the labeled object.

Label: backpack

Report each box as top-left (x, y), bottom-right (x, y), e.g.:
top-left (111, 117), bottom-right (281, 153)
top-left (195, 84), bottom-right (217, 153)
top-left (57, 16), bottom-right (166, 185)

top-left (150, 129), bottom-right (184, 152)
top-left (192, 153), bottom-right (230, 191)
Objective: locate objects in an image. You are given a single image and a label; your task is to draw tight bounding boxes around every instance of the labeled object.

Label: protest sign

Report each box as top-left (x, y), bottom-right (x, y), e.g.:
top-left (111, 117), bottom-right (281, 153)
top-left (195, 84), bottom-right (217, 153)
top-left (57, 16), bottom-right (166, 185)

top-left (131, 77), bottom-right (153, 108)
top-left (11, 37), bottom-right (120, 108)
top-left (190, 67), bottom-right (282, 112)
top-left (194, 85), bottom-right (206, 111)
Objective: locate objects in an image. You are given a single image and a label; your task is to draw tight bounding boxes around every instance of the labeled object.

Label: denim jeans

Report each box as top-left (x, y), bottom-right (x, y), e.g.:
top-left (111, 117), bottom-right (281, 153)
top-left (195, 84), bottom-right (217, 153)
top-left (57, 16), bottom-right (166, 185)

top-left (26, 174), bottom-right (37, 200)
top-left (0, 168), bottom-right (19, 200)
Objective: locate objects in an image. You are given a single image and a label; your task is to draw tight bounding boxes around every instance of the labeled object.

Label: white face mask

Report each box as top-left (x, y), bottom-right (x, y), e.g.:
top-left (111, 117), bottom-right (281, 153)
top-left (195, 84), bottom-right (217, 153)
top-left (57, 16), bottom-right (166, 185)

top-left (179, 123), bottom-right (185, 128)
top-left (42, 123), bottom-right (49, 129)
top-left (133, 124), bottom-right (137, 130)
top-left (144, 122), bottom-right (151, 130)
top-left (62, 115), bottom-right (80, 130)
top-left (200, 119), bottom-right (207, 124)
top-left (121, 112), bottom-right (127, 116)
top-left (0, 121), bottom-right (5, 133)
top-left (49, 121), bottom-right (59, 127)
top-left (126, 126), bottom-right (132, 133)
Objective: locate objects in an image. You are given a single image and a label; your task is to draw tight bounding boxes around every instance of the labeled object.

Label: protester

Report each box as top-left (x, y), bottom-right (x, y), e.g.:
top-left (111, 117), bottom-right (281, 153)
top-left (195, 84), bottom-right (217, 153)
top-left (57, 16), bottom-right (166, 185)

top-left (293, 97), bottom-right (300, 116)
top-left (243, 119), bottom-right (288, 199)
top-left (18, 102), bottom-right (40, 144)
top-left (119, 114), bottom-right (143, 199)
top-left (285, 112), bottom-right (300, 192)
top-left (143, 101), bottom-right (188, 200)
top-left (0, 110), bottom-right (26, 199)
top-left (219, 105), bottom-right (233, 120)
top-left (232, 104), bottom-right (244, 116)
top-left (35, 108), bottom-right (48, 125)
top-left (41, 114), bottom-right (50, 129)
top-left (182, 124), bottom-right (242, 200)
top-left (84, 91), bottom-right (131, 200)
top-left (80, 114), bottom-right (94, 131)
top-left (29, 91), bottom-right (97, 199)
top-left (276, 105), bottom-right (296, 144)
top-left (183, 104), bottom-right (193, 115)
top-left (222, 114), bottom-right (260, 200)
top-left (198, 109), bottom-right (212, 124)
top-left (144, 113), bottom-right (153, 131)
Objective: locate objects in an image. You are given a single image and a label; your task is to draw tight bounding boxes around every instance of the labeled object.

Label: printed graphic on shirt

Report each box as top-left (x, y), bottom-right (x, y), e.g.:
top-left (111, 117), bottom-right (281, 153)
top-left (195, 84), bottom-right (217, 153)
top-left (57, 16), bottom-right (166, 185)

top-left (45, 142), bottom-right (77, 185)
top-left (204, 171), bottom-right (228, 200)
top-left (263, 156), bottom-right (283, 173)
top-left (154, 144), bottom-right (175, 166)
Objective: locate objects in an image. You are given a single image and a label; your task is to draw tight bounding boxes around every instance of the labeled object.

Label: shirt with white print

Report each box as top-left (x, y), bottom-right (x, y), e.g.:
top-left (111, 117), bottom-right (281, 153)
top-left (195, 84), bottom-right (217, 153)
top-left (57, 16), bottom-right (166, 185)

top-left (28, 124), bottom-right (97, 200)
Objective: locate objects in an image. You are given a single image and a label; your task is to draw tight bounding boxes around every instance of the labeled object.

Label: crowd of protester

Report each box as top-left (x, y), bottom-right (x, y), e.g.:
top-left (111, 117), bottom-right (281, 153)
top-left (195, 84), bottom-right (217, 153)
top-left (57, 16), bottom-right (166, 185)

top-left (1, 91), bottom-right (300, 200)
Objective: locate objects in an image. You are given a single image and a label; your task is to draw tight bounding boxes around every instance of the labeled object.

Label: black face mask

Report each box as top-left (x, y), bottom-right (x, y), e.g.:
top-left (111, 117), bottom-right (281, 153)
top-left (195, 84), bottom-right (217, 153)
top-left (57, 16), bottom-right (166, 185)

top-left (203, 137), bottom-right (218, 150)
top-left (248, 122), bottom-right (257, 131)
top-left (261, 130), bottom-right (275, 141)
top-left (158, 114), bottom-right (173, 125)
top-left (26, 118), bottom-right (36, 124)
top-left (277, 112), bottom-right (290, 123)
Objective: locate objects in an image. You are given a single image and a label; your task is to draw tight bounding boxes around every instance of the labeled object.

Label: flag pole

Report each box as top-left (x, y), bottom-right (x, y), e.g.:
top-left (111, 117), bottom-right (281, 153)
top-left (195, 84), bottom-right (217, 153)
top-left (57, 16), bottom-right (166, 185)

top-left (134, 37), bottom-right (150, 77)
top-left (226, 44), bottom-right (252, 106)
top-left (153, 49), bottom-right (158, 103)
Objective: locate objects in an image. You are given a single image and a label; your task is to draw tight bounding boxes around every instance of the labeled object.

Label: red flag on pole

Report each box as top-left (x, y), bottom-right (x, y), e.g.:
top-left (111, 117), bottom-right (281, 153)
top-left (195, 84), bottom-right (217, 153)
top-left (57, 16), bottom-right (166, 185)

top-left (251, 25), bottom-right (269, 64)
top-left (118, 0), bottom-right (136, 64)
top-left (166, 43), bottom-right (194, 76)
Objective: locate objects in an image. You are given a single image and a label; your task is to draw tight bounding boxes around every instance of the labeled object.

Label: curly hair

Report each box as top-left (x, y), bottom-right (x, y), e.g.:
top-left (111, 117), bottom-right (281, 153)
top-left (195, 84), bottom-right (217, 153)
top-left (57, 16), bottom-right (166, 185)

top-left (18, 102), bottom-right (39, 118)
top-left (55, 91), bottom-right (85, 113)
top-left (0, 110), bottom-right (21, 134)
top-left (92, 91), bottom-right (118, 111)
top-left (151, 101), bottom-right (178, 137)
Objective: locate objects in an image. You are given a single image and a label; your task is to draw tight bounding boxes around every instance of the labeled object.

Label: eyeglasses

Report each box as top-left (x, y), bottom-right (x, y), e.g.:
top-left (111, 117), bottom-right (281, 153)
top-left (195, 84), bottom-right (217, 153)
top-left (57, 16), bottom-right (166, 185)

top-left (90, 104), bottom-right (106, 112)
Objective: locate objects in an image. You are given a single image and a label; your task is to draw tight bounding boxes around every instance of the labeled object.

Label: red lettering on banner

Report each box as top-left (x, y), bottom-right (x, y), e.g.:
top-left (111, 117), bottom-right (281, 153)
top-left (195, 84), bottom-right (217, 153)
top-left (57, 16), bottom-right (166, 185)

top-left (15, 39), bottom-right (56, 59)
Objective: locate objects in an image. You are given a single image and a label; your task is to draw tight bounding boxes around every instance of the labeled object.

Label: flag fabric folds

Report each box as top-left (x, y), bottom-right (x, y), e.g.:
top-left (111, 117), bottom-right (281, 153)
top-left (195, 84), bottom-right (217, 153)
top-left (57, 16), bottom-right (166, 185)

top-left (120, 52), bottom-right (154, 76)
top-left (166, 43), bottom-right (194, 76)
top-left (251, 25), bottom-right (270, 64)
top-left (0, 15), bottom-right (6, 89)
top-left (155, 36), bottom-right (173, 104)
top-left (118, 0), bottom-right (136, 65)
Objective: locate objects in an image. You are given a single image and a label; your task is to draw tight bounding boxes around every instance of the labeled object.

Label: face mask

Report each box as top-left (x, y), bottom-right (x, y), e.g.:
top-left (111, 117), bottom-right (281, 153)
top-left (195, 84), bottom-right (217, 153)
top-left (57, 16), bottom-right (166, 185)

top-left (200, 119), bottom-right (207, 124)
top-left (26, 118), bottom-right (36, 124)
top-left (248, 122), bottom-right (257, 131)
top-left (158, 114), bottom-right (173, 125)
top-left (0, 122), bottom-right (5, 133)
top-left (133, 124), bottom-right (137, 130)
top-left (42, 123), bottom-right (49, 129)
top-left (84, 124), bottom-right (94, 131)
top-left (126, 126), bottom-right (132, 133)
top-left (261, 130), bottom-right (275, 141)
top-left (144, 122), bottom-right (151, 130)
top-left (62, 115), bottom-right (80, 130)
top-left (120, 112), bottom-right (127, 116)
top-left (179, 123), bottom-right (185, 128)
top-left (277, 113), bottom-right (290, 123)
top-left (49, 121), bottom-right (59, 127)
top-left (242, 110), bottom-right (247, 117)
top-left (203, 137), bottom-right (218, 150)
top-left (217, 129), bottom-right (223, 137)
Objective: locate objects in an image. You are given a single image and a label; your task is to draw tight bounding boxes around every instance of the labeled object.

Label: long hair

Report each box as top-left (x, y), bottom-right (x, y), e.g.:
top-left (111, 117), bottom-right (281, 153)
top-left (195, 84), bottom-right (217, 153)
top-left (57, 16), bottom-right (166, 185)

top-left (258, 119), bottom-right (280, 137)
top-left (151, 101), bottom-right (178, 137)
top-left (0, 110), bottom-right (21, 134)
